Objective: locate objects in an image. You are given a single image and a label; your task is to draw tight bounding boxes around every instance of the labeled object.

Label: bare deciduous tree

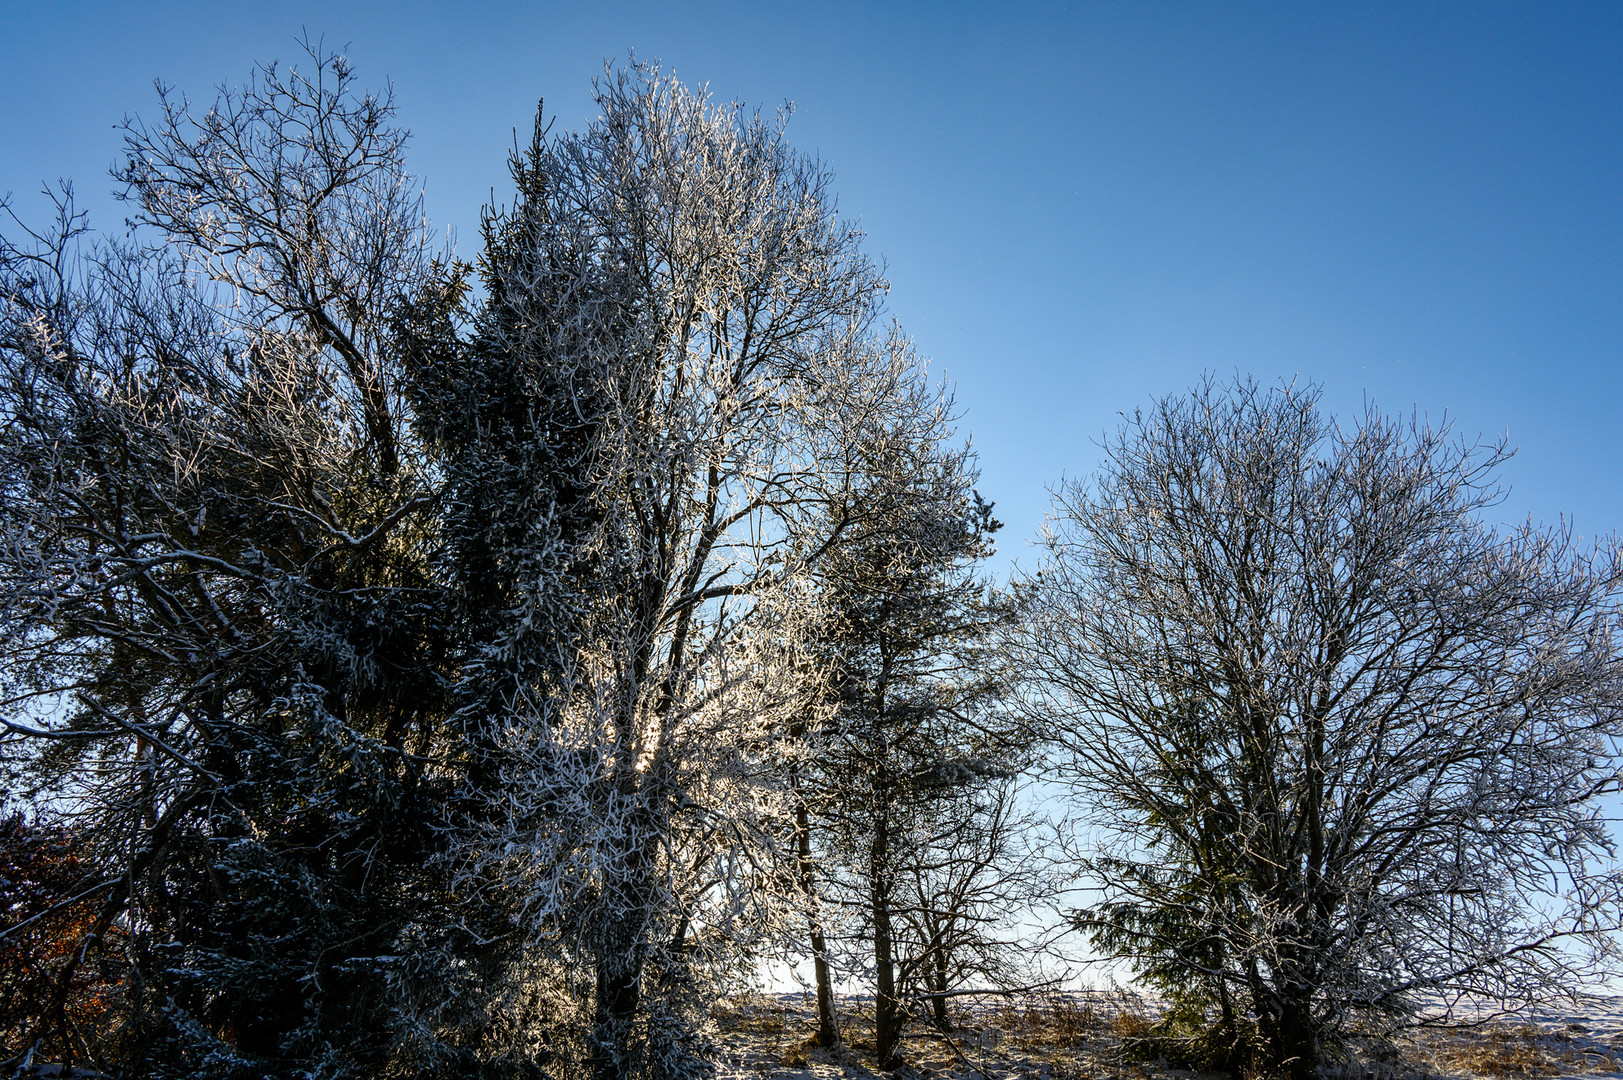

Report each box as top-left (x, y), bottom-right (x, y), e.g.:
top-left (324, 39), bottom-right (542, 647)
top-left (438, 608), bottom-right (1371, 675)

top-left (894, 775), bottom-right (1063, 1034)
top-left (1011, 375), bottom-right (1623, 1080)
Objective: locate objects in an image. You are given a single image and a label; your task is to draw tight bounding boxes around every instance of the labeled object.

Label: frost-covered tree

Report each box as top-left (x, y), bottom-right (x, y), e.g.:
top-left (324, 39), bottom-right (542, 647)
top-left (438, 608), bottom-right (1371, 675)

top-left (800, 433), bottom-right (1016, 1067)
top-left (0, 43), bottom-right (1015, 1080)
top-left (893, 775), bottom-right (1062, 1034)
top-left (0, 45), bottom-right (507, 1078)
top-left (771, 339), bottom-right (1005, 1056)
top-left (440, 65), bottom-right (955, 1080)
top-left (1011, 375), bottom-right (1623, 1080)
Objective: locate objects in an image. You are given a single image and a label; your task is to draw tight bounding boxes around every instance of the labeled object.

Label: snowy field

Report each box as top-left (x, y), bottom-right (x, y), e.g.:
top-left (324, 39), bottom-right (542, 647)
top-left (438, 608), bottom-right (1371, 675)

top-left (711, 992), bottom-right (1623, 1080)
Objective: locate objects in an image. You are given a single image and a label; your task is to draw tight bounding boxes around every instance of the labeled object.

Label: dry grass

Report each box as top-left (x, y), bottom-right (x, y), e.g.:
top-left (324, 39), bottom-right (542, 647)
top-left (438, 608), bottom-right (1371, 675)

top-left (1045, 996), bottom-right (1104, 1046)
top-left (1440, 1027), bottom-right (1560, 1078)
top-left (1110, 1008), bottom-right (1155, 1041)
top-left (1392, 1020), bottom-right (1623, 1080)
top-left (713, 994), bottom-right (792, 1036)
top-left (991, 990), bottom-right (1162, 1053)
top-left (714, 990), bottom-right (1623, 1080)
top-left (712, 993), bottom-right (803, 1074)
top-left (996, 995), bottom-right (1102, 1050)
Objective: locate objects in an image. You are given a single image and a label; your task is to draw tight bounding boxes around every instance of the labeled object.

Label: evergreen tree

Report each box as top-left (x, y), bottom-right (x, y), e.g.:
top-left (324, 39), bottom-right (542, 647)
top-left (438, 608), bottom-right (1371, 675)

top-left (805, 433), bottom-right (1015, 1067)
top-left (0, 45), bottom-right (490, 1077)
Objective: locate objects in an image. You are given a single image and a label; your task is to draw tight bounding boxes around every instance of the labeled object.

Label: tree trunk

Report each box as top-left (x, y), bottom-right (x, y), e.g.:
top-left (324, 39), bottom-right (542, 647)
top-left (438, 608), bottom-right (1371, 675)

top-left (1258, 986), bottom-right (1317, 1080)
top-left (929, 925), bottom-right (951, 1031)
top-left (592, 784), bottom-right (654, 1080)
top-left (1275, 997), bottom-right (1317, 1080)
top-left (592, 898), bottom-right (645, 1080)
top-left (1211, 976), bottom-right (1247, 1075)
top-left (795, 785), bottom-right (842, 1047)
top-left (872, 813), bottom-right (903, 1069)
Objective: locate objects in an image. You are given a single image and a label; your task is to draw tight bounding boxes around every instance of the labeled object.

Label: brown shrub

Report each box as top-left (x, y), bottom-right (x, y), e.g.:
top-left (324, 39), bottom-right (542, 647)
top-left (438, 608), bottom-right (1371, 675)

top-left (0, 813), bottom-right (124, 1062)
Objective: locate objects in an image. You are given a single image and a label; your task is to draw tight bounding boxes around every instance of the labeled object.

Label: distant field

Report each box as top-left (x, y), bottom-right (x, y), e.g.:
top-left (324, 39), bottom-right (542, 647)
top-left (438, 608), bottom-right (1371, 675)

top-left (712, 991), bottom-right (1623, 1080)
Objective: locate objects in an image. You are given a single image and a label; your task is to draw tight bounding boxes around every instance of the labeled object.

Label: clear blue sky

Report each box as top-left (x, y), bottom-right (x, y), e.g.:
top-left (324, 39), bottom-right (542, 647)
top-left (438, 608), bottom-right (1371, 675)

top-left (5, 1), bottom-right (1620, 576)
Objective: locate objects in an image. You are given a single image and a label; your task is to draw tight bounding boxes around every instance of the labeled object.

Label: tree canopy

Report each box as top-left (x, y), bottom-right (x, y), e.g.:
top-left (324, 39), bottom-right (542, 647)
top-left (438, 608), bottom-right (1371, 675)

top-left (1010, 375), bottom-right (1623, 1079)
top-left (2, 45), bottom-right (1621, 1080)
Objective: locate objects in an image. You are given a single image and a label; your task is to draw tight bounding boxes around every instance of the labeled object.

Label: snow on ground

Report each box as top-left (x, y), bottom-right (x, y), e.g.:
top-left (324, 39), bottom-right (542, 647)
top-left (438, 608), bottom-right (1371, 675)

top-left (711, 992), bottom-right (1623, 1080)
top-left (1398, 995), bottom-right (1623, 1080)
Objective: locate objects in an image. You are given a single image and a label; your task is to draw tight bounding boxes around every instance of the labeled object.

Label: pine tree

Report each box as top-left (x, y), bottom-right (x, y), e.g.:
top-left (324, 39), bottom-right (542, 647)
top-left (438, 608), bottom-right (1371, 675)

top-left (805, 431), bottom-right (1015, 1066)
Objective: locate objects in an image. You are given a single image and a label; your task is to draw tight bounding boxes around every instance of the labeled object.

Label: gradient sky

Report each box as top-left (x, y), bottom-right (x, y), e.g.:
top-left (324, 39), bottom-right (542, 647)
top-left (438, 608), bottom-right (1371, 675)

top-left (4, 1), bottom-right (1620, 578)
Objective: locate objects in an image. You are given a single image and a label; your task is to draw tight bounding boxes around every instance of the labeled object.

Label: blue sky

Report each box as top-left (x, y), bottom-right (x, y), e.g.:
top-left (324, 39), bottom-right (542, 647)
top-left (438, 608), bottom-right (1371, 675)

top-left (4, 1), bottom-right (1620, 576)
